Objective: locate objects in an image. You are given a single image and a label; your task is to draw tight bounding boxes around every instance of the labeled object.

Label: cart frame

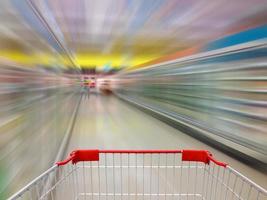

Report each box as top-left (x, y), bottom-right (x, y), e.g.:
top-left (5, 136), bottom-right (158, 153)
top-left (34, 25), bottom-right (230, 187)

top-left (8, 149), bottom-right (267, 200)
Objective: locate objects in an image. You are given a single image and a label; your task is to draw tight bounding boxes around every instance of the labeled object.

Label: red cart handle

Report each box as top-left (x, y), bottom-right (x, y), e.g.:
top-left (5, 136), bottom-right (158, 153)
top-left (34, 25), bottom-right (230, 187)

top-left (56, 149), bottom-right (227, 167)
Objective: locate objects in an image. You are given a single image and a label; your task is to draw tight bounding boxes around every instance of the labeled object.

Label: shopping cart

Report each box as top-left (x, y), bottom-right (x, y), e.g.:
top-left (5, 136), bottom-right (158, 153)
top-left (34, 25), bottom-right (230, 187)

top-left (8, 149), bottom-right (267, 200)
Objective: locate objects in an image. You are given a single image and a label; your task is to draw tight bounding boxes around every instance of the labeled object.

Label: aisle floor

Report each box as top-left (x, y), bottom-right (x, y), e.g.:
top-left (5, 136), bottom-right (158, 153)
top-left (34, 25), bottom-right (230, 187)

top-left (66, 94), bottom-right (267, 188)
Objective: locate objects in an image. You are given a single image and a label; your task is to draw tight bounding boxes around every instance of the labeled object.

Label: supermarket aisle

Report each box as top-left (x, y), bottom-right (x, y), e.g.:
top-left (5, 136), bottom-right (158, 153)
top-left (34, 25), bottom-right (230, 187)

top-left (67, 94), bottom-right (267, 188)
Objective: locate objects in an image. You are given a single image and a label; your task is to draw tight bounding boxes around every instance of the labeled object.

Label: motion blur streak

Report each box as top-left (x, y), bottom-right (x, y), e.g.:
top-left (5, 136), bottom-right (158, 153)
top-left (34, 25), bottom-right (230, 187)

top-left (0, 62), bottom-right (81, 199)
top-left (114, 25), bottom-right (267, 167)
top-left (0, 0), bottom-right (267, 199)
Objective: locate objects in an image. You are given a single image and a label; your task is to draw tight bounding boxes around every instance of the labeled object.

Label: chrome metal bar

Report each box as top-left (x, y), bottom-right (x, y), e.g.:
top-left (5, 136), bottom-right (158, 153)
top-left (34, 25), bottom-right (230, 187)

top-left (7, 165), bottom-right (57, 200)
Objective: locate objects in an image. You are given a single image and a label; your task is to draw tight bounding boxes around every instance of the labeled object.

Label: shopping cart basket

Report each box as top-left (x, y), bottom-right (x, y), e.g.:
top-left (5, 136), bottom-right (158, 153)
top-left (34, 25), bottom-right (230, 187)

top-left (8, 149), bottom-right (267, 200)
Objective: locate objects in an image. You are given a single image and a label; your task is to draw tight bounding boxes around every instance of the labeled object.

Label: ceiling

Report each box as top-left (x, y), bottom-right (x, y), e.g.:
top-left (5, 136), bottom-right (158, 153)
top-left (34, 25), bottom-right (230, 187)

top-left (0, 0), bottom-right (266, 70)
